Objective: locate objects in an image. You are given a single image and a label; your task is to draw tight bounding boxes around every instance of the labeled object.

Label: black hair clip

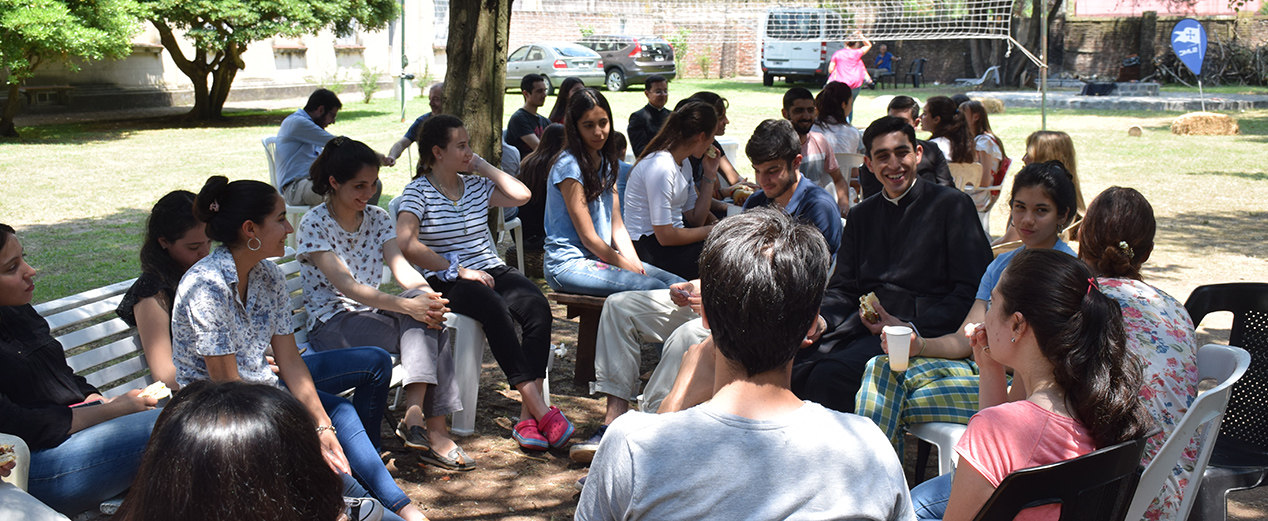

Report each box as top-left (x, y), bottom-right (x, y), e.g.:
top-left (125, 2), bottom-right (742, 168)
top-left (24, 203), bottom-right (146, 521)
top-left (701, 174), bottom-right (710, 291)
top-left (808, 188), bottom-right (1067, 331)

top-left (331, 136), bottom-right (349, 147)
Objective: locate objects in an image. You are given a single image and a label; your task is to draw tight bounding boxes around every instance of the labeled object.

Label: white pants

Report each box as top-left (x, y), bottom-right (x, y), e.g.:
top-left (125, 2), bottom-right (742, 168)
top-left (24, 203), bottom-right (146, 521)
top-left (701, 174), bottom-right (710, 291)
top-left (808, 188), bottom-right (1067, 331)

top-left (593, 289), bottom-right (698, 403)
top-left (641, 317), bottom-right (711, 414)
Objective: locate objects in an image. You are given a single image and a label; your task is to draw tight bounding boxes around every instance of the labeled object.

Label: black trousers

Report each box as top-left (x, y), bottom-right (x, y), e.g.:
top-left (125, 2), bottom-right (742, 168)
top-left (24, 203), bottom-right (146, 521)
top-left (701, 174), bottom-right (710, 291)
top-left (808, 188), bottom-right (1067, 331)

top-left (791, 332), bottom-right (883, 414)
top-left (633, 235), bottom-right (703, 281)
top-left (427, 265), bottom-right (551, 387)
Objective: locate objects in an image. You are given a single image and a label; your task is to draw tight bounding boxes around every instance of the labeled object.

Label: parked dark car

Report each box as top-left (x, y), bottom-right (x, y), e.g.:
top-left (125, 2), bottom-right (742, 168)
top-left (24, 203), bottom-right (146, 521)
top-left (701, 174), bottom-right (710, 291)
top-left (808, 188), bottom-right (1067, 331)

top-left (576, 35), bottom-right (677, 92)
top-left (504, 42), bottom-right (605, 95)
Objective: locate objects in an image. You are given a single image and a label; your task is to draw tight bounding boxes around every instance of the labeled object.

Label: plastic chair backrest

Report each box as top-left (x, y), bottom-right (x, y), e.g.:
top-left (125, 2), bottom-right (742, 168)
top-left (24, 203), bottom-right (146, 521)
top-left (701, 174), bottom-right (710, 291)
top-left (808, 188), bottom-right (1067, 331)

top-left (1125, 344), bottom-right (1251, 521)
top-left (262, 136), bottom-right (280, 190)
top-left (973, 434), bottom-right (1151, 521)
top-left (910, 58), bottom-right (926, 75)
top-left (1185, 283), bottom-right (1268, 449)
top-left (948, 163), bottom-right (981, 191)
top-left (0, 434), bottom-right (30, 491)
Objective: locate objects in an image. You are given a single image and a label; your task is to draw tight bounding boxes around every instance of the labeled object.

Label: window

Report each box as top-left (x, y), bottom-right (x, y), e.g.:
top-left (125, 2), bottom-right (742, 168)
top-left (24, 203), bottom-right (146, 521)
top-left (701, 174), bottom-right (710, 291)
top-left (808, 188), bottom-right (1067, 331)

top-left (527, 47), bottom-right (545, 61)
top-left (509, 46), bottom-right (529, 62)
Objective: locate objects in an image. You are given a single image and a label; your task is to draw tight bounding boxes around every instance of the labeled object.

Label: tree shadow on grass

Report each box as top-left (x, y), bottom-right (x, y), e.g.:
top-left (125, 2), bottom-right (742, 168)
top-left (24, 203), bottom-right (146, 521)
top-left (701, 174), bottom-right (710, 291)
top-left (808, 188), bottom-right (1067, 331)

top-left (1155, 209), bottom-right (1268, 261)
top-left (15, 209), bottom-right (150, 303)
top-left (1183, 171), bottom-right (1268, 182)
top-left (12, 107), bottom-right (390, 145)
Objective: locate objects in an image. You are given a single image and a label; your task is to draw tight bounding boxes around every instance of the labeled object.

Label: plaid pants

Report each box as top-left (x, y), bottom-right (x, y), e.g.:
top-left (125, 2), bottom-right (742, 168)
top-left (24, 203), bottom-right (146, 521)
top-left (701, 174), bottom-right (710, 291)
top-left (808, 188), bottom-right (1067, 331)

top-left (854, 355), bottom-right (981, 456)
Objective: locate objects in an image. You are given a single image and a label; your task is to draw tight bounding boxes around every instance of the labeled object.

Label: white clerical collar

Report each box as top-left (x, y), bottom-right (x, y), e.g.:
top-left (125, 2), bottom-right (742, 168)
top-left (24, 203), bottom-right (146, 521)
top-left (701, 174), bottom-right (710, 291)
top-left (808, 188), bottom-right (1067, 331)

top-left (883, 176), bottom-right (919, 205)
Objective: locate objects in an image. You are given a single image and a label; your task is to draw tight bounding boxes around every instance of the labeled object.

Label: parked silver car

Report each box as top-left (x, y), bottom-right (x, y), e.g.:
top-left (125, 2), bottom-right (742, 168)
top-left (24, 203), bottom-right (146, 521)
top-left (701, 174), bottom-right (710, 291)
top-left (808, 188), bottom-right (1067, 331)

top-left (504, 42), bottom-right (605, 95)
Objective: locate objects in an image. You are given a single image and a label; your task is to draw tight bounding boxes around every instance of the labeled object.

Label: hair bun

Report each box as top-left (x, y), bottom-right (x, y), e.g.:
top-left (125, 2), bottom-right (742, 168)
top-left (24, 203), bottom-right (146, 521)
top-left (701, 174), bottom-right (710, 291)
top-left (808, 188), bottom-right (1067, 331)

top-left (194, 176), bottom-right (229, 222)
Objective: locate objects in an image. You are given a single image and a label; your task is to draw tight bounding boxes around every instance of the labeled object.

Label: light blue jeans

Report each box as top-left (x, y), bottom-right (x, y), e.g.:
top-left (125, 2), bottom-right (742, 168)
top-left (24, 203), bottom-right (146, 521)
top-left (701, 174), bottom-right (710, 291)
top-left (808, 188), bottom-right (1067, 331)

top-left (303, 346), bottom-right (394, 451)
top-left (28, 408), bottom-right (162, 516)
top-left (319, 391), bottom-right (412, 514)
top-left (910, 472), bottom-right (954, 521)
top-left (545, 258), bottom-right (685, 297)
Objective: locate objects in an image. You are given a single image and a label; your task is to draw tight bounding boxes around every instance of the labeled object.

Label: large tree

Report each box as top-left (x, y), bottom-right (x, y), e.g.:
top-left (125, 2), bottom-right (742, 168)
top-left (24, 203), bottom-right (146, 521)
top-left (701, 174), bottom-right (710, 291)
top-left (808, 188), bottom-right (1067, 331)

top-left (141, 0), bottom-right (397, 121)
top-left (0, 0), bottom-right (138, 137)
top-left (443, 0), bottom-right (512, 162)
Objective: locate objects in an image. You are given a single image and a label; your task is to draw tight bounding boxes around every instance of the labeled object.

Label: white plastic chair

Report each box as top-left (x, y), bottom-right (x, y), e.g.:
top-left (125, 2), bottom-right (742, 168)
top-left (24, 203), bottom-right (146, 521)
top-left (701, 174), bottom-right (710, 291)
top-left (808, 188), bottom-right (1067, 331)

top-left (262, 136), bottom-right (311, 247)
top-left (907, 421), bottom-right (968, 477)
top-left (954, 65), bottom-right (1001, 87)
top-left (0, 434), bottom-right (31, 491)
top-left (1125, 344), bottom-right (1251, 521)
top-left (445, 312), bottom-right (486, 437)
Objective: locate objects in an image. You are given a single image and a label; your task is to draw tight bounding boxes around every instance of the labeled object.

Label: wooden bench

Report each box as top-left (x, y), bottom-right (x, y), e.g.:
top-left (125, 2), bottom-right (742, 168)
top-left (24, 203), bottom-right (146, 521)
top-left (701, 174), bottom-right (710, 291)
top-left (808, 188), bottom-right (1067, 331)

top-left (548, 292), bottom-right (606, 385)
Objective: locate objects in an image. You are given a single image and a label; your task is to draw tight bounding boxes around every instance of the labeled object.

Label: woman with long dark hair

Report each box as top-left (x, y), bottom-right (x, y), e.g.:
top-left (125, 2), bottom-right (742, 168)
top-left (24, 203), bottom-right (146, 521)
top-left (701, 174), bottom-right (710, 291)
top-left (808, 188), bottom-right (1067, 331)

top-left (116, 381), bottom-right (349, 521)
top-left (116, 190), bottom-right (210, 390)
top-left (298, 137), bottom-right (468, 470)
top-left (909, 248), bottom-right (1155, 520)
top-left (548, 77), bottom-right (585, 124)
top-left (995, 131), bottom-right (1087, 245)
top-left (516, 122), bottom-right (566, 249)
top-left (920, 96), bottom-right (974, 164)
top-left (543, 88), bottom-right (683, 296)
top-left (171, 176), bottom-right (424, 521)
top-left (1078, 187), bottom-right (1198, 520)
top-left (621, 100), bottom-right (719, 280)
top-left (1, 223), bottom-right (161, 516)
top-left (396, 114), bottom-right (574, 452)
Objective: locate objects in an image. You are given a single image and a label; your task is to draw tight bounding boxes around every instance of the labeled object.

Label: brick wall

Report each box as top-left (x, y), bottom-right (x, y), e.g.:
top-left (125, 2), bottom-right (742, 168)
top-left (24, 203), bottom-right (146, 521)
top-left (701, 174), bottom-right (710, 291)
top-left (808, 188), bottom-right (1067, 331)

top-left (1062, 16), bottom-right (1268, 78)
top-left (884, 39), bottom-right (975, 85)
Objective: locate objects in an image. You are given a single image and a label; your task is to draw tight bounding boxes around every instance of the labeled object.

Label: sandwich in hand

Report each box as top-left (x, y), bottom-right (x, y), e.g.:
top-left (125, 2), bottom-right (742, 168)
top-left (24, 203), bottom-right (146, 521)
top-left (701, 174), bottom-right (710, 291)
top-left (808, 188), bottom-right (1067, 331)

top-left (138, 381), bottom-right (172, 400)
top-left (0, 444), bottom-right (15, 466)
top-left (859, 292), bottom-right (881, 324)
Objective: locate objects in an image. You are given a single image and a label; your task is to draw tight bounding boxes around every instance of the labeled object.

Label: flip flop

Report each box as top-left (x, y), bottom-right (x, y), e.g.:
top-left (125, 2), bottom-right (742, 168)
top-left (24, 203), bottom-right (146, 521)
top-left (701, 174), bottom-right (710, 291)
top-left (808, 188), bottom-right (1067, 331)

top-left (420, 445), bottom-right (477, 472)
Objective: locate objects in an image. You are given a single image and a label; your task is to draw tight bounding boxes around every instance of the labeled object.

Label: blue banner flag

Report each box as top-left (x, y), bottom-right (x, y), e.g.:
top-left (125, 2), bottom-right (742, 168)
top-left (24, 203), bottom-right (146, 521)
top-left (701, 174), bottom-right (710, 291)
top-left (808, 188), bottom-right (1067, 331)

top-left (1171, 19), bottom-right (1207, 76)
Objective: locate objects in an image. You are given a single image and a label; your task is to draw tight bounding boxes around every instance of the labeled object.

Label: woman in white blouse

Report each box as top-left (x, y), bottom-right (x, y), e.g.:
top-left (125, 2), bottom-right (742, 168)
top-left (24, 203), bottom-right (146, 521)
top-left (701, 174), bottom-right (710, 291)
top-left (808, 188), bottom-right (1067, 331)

top-left (171, 175), bottom-right (427, 521)
top-left (297, 137), bottom-right (471, 471)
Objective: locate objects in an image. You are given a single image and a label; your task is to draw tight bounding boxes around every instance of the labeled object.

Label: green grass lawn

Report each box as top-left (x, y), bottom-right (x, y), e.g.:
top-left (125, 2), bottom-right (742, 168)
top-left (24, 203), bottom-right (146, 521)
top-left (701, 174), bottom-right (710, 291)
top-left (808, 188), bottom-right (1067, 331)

top-left (3, 78), bottom-right (1267, 302)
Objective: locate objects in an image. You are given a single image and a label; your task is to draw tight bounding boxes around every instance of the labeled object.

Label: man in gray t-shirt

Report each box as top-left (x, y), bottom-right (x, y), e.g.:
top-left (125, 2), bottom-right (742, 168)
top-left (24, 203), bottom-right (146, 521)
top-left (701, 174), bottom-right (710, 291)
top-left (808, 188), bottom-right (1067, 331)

top-left (576, 208), bottom-right (914, 521)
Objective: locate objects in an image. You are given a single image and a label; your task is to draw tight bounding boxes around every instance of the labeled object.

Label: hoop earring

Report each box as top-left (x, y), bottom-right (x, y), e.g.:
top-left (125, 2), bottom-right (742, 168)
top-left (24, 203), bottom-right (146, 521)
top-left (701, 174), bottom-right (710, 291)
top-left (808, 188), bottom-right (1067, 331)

top-left (247, 237), bottom-right (262, 251)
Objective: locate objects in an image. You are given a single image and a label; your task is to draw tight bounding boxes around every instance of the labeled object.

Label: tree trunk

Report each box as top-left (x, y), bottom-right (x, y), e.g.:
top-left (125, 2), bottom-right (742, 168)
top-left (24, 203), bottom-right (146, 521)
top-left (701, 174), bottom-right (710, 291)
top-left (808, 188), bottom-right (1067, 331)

top-left (152, 20), bottom-right (227, 121)
top-left (208, 44), bottom-right (245, 119)
top-left (443, 0), bottom-right (512, 163)
top-left (1, 82), bottom-right (20, 138)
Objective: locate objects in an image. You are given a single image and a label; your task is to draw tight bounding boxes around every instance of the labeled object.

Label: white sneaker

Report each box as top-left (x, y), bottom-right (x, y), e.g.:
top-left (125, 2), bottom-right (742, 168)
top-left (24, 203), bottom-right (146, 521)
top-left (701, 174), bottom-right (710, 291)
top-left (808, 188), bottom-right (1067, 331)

top-left (343, 497), bottom-right (384, 521)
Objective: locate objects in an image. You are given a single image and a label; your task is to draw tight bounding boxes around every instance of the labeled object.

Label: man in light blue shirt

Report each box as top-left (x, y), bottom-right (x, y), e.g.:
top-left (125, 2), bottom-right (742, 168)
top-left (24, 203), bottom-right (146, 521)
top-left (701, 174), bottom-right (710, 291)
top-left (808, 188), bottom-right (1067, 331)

top-left (277, 89), bottom-right (387, 206)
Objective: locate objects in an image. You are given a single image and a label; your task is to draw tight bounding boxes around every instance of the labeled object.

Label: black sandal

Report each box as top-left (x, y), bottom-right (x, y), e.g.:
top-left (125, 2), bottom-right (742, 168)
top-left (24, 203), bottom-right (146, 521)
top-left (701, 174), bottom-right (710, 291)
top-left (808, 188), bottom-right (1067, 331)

top-left (420, 445), bottom-right (477, 472)
top-left (395, 421), bottom-right (431, 453)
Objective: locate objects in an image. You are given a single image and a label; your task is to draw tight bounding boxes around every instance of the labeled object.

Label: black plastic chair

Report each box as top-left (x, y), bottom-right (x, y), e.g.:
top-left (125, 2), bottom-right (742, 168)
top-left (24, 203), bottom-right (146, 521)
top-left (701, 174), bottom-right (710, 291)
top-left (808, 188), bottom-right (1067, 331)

top-left (1184, 283), bottom-right (1268, 521)
top-left (973, 434), bottom-right (1151, 521)
top-left (906, 58), bottom-right (927, 88)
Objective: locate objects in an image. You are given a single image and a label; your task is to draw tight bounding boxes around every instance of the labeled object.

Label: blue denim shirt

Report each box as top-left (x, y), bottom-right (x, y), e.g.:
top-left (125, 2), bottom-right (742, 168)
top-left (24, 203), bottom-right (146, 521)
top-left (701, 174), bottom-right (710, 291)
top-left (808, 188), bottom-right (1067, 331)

top-left (276, 109), bottom-right (335, 188)
top-left (545, 151), bottom-right (614, 274)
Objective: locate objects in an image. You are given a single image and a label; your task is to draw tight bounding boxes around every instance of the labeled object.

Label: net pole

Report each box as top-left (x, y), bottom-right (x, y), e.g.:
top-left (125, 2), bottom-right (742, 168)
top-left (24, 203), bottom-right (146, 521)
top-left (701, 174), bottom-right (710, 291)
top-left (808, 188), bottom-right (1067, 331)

top-left (1040, 0), bottom-right (1048, 130)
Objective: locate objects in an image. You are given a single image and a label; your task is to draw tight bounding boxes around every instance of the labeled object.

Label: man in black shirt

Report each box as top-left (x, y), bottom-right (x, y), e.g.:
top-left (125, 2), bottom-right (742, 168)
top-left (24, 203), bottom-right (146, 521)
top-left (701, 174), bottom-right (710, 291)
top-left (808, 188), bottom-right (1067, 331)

top-left (626, 75), bottom-right (670, 156)
top-left (507, 74), bottom-right (550, 158)
top-left (858, 95), bottom-right (954, 199)
top-left (792, 116), bottom-right (991, 413)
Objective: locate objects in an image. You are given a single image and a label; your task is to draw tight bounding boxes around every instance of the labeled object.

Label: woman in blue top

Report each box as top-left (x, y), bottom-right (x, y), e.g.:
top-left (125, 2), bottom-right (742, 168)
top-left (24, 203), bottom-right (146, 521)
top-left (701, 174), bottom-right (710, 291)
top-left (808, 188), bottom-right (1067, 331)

top-left (544, 88), bottom-right (683, 297)
top-left (170, 176), bottom-right (425, 521)
top-left (853, 160), bottom-right (1079, 452)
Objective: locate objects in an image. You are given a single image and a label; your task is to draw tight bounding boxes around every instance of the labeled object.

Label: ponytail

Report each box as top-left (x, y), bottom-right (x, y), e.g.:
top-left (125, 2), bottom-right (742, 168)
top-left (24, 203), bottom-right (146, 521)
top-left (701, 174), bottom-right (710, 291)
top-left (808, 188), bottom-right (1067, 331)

top-left (1078, 187), bottom-right (1155, 281)
top-left (194, 176), bottom-right (279, 248)
top-left (638, 100), bottom-right (716, 163)
top-left (997, 249), bottom-right (1154, 448)
top-left (925, 96), bottom-right (974, 163)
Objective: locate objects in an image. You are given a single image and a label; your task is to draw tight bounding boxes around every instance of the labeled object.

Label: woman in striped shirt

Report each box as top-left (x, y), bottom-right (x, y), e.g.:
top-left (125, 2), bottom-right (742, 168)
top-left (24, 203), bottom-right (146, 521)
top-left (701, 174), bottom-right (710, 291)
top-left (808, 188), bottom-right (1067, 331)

top-left (396, 114), bottom-right (575, 452)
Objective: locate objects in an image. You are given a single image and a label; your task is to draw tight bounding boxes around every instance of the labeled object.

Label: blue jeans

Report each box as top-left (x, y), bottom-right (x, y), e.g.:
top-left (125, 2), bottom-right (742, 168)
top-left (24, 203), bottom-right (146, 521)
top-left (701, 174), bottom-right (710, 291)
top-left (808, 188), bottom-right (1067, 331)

top-left (28, 408), bottom-right (162, 516)
top-left (545, 258), bottom-right (685, 297)
top-left (320, 391), bottom-right (411, 513)
top-left (910, 472), bottom-right (953, 521)
top-left (304, 346), bottom-right (393, 451)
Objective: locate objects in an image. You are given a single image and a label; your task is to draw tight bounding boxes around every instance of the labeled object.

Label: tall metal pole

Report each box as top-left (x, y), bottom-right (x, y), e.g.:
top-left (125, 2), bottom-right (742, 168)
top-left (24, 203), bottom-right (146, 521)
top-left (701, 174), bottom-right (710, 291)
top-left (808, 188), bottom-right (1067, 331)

top-left (1040, 0), bottom-right (1048, 129)
top-left (399, 0), bottom-right (407, 122)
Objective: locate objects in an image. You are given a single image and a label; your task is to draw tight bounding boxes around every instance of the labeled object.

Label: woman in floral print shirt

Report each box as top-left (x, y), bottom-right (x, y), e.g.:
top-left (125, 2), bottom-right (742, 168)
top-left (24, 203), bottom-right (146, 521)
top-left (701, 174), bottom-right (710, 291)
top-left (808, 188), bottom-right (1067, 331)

top-left (1080, 186), bottom-right (1199, 521)
top-left (297, 137), bottom-right (472, 472)
top-left (171, 175), bottom-right (428, 521)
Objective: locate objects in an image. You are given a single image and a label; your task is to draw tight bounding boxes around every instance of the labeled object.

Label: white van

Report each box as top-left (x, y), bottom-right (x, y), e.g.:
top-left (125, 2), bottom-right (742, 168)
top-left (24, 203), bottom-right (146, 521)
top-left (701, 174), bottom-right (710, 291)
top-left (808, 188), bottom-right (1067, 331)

top-left (761, 7), bottom-right (848, 87)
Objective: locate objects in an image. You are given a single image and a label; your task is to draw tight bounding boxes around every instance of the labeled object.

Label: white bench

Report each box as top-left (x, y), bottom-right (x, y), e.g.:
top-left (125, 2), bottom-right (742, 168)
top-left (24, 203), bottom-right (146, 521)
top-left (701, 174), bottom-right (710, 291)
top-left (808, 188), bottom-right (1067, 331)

top-left (31, 253), bottom-right (488, 437)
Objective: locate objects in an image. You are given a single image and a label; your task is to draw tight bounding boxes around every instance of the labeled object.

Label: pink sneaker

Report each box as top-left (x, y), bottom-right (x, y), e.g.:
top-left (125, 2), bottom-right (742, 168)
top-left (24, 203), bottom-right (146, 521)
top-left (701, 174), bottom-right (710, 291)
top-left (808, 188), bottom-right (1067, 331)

top-left (538, 406), bottom-right (576, 449)
top-left (513, 418), bottom-right (549, 451)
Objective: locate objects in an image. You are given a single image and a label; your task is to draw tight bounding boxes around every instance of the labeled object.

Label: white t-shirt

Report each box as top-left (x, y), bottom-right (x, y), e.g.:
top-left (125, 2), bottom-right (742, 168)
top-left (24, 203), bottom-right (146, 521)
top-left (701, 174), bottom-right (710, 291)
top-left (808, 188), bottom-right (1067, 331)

top-left (296, 204), bottom-right (395, 330)
top-left (622, 150), bottom-right (697, 241)
top-left (930, 136), bottom-right (953, 162)
top-left (577, 401), bottom-right (915, 521)
top-left (812, 121), bottom-right (864, 156)
top-left (397, 174), bottom-right (503, 277)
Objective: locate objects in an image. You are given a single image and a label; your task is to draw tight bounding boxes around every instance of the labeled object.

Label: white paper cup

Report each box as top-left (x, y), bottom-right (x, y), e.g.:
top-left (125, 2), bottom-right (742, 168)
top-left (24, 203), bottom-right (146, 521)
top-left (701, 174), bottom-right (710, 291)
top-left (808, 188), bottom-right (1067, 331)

top-left (884, 325), bottom-right (913, 372)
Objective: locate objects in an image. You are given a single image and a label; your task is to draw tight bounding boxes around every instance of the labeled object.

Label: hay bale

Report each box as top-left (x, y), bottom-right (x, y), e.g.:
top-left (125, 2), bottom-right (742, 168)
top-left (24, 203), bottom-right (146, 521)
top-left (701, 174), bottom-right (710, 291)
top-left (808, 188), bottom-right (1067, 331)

top-left (1128, 125), bottom-right (1143, 137)
top-left (978, 97), bottom-right (1005, 114)
top-left (1170, 112), bottom-right (1239, 136)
